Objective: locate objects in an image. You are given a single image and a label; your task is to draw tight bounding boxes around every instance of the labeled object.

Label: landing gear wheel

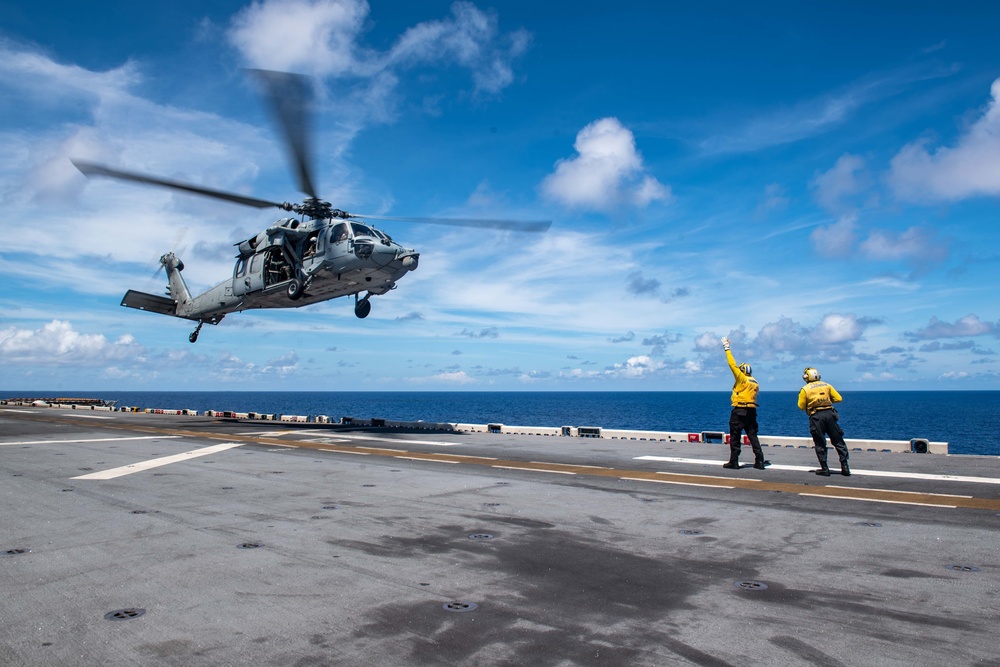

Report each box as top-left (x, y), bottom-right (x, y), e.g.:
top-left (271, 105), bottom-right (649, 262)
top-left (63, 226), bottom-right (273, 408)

top-left (287, 278), bottom-right (304, 301)
top-left (355, 298), bottom-right (372, 319)
top-left (189, 332), bottom-right (198, 343)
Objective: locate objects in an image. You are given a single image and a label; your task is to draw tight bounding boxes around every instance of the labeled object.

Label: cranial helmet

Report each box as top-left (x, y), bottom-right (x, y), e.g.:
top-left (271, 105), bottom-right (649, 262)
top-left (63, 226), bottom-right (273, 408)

top-left (803, 367), bottom-right (821, 382)
top-left (738, 363), bottom-right (752, 376)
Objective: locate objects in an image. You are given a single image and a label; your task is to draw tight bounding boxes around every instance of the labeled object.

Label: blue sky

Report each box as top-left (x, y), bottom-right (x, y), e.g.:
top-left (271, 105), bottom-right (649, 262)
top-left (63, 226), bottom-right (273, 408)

top-left (2, 0), bottom-right (999, 392)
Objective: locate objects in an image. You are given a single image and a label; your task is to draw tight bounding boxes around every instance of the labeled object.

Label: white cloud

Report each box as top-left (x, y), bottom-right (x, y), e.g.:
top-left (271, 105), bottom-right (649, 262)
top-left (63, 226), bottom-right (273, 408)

top-left (387, 2), bottom-right (530, 94)
top-left (888, 77), bottom-right (1000, 202)
top-left (678, 360), bottom-right (702, 374)
top-left (810, 214), bottom-right (858, 258)
top-left (101, 366), bottom-right (155, 381)
top-left (813, 313), bottom-right (864, 345)
top-left (698, 84), bottom-right (870, 155)
top-left (811, 154), bottom-right (870, 212)
top-left (429, 370), bottom-right (475, 384)
top-left (0, 320), bottom-right (144, 365)
top-left (227, 0), bottom-right (528, 94)
top-left (541, 117), bottom-right (670, 211)
top-left (905, 314), bottom-right (998, 340)
top-left (810, 213), bottom-right (947, 270)
top-left (408, 228), bottom-right (662, 332)
top-left (756, 183), bottom-right (789, 217)
top-left (559, 367), bottom-right (602, 380)
top-left (859, 226), bottom-right (948, 264)
top-left (713, 313), bottom-right (878, 364)
top-left (607, 355), bottom-right (664, 378)
top-left (228, 0), bottom-right (369, 77)
top-left (560, 355), bottom-right (666, 382)
top-left (261, 351), bottom-right (300, 378)
top-left (693, 332), bottom-right (720, 352)
top-left (0, 40), bottom-right (139, 106)
top-left (857, 371), bottom-right (899, 382)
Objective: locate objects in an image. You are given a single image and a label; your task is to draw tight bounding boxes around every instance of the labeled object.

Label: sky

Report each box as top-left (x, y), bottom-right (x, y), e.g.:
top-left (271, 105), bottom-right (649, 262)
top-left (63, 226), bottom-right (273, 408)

top-left (1, 0), bottom-right (999, 392)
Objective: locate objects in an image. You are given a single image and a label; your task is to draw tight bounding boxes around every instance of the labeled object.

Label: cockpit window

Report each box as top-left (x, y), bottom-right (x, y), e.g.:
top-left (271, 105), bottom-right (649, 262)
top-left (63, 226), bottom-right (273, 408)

top-left (331, 222), bottom-right (349, 243)
top-left (351, 222), bottom-right (375, 238)
top-left (371, 227), bottom-right (392, 242)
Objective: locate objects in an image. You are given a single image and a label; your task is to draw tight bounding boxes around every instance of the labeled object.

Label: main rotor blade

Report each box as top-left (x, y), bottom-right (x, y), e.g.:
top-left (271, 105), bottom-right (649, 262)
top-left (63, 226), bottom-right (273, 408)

top-left (72, 160), bottom-right (285, 210)
top-left (355, 214), bottom-right (552, 233)
top-left (249, 69), bottom-right (317, 199)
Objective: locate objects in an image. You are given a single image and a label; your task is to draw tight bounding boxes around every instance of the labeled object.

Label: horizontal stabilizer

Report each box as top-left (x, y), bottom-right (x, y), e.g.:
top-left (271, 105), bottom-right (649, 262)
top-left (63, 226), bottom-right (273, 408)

top-left (121, 290), bottom-right (178, 317)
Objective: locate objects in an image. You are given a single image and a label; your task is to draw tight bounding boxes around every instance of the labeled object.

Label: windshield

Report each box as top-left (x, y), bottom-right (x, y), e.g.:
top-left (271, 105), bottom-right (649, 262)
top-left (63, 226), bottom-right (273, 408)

top-left (350, 223), bottom-right (375, 238)
top-left (330, 223), bottom-right (349, 243)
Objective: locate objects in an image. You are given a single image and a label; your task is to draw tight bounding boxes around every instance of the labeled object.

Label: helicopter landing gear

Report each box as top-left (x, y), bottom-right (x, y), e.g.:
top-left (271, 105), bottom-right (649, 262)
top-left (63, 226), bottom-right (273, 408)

top-left (354, 293), bottom-right (372, 319)
top-left (286, 278), bottom-right (304, 301)
top-left (189, 320), bottom-right (204, 343)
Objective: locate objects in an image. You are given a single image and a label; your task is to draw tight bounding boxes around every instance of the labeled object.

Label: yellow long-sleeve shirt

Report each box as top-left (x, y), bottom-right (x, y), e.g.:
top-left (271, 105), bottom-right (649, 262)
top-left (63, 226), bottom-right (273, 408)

top-left (726, 349), bottom-right (758, 407)
top-left (797, 381), bottom-right (842, 415)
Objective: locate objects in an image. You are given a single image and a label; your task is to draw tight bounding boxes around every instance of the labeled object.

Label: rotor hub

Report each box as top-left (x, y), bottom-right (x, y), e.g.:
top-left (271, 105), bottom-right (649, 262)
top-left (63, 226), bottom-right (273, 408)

top-left (291, 198), bottom-right (334, 220)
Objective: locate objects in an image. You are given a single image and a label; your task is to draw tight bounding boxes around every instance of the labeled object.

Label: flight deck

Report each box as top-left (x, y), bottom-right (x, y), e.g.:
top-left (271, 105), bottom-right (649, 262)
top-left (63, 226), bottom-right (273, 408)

top-left (1, 405), bottom-right (998, 666)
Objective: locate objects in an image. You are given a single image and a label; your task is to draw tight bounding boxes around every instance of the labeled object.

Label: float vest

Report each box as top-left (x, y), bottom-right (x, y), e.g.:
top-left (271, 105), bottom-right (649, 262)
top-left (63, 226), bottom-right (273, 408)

top-left (726, 350), bottom-right (758, 407)
top-left (798, 381), bottom-right (841, 415)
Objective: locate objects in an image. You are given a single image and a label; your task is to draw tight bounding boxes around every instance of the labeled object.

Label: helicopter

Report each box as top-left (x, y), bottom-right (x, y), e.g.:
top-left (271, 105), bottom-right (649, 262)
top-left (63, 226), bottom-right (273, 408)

top-left (72, 70), bottom-right (550, 343)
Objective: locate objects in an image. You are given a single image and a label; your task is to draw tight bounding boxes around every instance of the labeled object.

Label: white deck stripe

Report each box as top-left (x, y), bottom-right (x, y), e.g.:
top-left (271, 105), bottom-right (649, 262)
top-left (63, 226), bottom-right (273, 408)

top-left (622, 477), bottom-right (735, 489)
top-left (634, 455), bottom-right (1000, 485)
top-left (491, 465), bottom-right (576, 475)
top-left (655, 471), bottom-right (761, 482)
top-left (333, 434), bottom-right (460, 447)
top-left (395, 456), bottom-right (458, 463)
top-left (798, 493), bottom-right (956, 508)
top-left (50, 413), bottom-right (113, 419)
top-left (71, 442), bottom-right (245, 480)
top-left (2, 436), bottom-right (181, 447)
top-left (824, 485), bottom-right (972, 499)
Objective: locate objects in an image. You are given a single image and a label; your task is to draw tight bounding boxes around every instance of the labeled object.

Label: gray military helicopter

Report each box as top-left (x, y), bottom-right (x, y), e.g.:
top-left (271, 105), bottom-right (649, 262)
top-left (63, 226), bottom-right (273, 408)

top-left (73, 70), bottom-right (549, 343)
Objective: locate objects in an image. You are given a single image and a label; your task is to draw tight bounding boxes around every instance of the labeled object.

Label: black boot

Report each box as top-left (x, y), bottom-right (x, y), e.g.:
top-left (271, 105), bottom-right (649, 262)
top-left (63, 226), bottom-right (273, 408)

top-left (841, 463), bottom-right (851, 476)
top-left (722, 459), bottom-right (739, 469)
top-left (813, 462), bottom-right (831, 476)
top-left (753, 457), bottom-right (766, 470)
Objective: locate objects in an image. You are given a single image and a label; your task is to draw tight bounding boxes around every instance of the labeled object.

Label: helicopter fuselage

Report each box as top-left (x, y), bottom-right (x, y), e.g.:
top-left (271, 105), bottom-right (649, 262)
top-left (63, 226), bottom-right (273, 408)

top-left (121, 215), bottom-right (419, 341)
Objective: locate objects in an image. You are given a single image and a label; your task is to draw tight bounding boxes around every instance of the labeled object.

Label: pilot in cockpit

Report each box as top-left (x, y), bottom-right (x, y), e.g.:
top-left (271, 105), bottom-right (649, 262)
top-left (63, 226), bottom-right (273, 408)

top-left (332, 223), bottom-right (349, 243)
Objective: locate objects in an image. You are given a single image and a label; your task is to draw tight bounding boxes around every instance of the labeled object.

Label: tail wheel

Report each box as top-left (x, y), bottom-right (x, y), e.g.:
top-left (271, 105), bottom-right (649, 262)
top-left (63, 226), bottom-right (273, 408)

top-left (287, 278), bottom-right (304, 300)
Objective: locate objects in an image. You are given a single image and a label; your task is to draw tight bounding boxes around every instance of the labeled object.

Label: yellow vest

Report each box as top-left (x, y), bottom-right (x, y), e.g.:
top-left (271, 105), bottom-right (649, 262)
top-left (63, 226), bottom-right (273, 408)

top-left (798, 381), bottom-right (842, 415)
top-left (726, 350), bottom-right (758, 407)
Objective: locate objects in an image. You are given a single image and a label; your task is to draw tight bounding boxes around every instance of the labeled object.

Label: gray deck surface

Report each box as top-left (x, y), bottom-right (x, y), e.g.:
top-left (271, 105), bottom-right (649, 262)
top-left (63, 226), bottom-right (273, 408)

top-left (2, 406), bottom-right (998, 666)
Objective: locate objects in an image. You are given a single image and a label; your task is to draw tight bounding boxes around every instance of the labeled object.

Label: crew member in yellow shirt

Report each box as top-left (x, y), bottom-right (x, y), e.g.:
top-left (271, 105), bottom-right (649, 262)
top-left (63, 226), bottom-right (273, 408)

top-left (721, 337), bottom-right (766, 470)
top-left (798, 367), bottom-right (850, 476)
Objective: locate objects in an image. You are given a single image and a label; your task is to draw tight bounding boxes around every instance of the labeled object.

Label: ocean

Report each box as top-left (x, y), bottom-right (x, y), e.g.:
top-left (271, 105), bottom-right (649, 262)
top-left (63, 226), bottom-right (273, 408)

top-left (5, 390), bottom-right (997, 456)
